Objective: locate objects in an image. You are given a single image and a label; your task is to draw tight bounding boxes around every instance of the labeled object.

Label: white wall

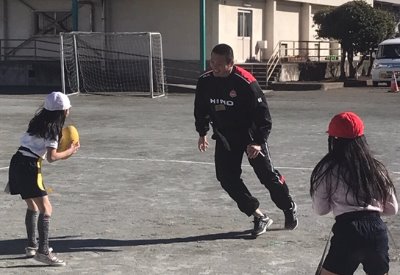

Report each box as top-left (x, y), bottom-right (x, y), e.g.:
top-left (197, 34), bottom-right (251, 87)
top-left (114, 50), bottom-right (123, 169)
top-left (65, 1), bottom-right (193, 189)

top-left (218, 1), bottom-right (264, 62)
top-left (310, 5), bottom-right (333, 59)
top-left (106, 0), bottom-right (200, 60)
top-left (1, 0), bottom-right (211, 61)
top-left (218, 5), bottom-right (237, 49)
top-left (3, 0), bottom-right (97, 39)
top-left (1, 0), bottom-right (368, 61)
top-left (6, 0), bottom-right (37, 38)
top-left (284, 0), bottom-right (373, 6)
top-left (275, 1), bottom-right (301, 45)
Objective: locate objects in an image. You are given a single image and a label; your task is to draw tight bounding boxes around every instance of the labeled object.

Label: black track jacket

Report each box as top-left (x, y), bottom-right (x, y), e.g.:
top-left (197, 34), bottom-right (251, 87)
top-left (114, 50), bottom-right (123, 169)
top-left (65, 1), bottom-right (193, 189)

top-left (194, 65), bottom-right (272, 145)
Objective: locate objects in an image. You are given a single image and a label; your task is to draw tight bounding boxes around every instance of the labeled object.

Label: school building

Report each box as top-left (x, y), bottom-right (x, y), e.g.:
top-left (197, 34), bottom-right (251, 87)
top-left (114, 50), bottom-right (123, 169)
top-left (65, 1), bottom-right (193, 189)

top-left (0, 0), bottom-right (397, 89)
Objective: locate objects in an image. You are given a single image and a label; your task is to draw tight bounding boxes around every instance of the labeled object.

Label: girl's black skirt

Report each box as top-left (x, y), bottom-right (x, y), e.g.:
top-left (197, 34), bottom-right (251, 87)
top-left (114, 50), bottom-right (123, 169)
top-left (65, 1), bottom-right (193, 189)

top-left (8, 150), bottom-right (47, 199)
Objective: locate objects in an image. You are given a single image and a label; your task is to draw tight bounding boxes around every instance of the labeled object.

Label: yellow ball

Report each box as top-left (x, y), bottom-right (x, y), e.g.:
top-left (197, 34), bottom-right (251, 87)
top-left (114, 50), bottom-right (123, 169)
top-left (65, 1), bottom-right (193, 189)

top-left (57, 125), bottom-right (79, 154)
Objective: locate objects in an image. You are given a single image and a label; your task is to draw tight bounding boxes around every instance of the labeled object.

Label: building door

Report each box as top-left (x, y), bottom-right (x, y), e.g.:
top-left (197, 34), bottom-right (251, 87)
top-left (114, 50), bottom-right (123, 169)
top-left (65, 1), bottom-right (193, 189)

top-left (237, 9), bottom-right (252, 62)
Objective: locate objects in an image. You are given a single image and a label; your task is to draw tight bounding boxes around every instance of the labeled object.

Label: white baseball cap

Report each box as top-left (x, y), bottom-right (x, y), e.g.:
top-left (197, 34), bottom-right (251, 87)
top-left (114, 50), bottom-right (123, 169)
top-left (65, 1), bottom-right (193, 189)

top-left (44, 91), bottom-right (71, 111)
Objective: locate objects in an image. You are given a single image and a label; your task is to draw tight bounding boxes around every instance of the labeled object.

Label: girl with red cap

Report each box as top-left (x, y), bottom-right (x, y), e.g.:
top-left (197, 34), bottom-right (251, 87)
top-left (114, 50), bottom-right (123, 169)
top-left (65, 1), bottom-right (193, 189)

top-left (310, 111), bottom-right (398, 275)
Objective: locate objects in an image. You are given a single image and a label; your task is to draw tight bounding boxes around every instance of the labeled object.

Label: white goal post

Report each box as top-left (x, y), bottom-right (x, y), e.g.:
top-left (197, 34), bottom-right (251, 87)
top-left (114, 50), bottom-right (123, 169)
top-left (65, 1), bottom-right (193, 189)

top-left (60, 32), bottom-right (166, 98)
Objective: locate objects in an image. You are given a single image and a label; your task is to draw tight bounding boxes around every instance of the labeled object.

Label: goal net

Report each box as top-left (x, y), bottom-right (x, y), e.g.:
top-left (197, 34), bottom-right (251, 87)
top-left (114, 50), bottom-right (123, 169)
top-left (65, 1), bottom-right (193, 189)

top-left (60, 32), bottom-right (166, 98)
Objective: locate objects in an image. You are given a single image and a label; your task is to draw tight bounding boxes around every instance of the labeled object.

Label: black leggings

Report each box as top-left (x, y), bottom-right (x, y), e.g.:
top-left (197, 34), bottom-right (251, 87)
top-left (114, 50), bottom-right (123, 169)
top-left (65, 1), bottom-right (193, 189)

top-left (214, 139), bottom-right (293, 216)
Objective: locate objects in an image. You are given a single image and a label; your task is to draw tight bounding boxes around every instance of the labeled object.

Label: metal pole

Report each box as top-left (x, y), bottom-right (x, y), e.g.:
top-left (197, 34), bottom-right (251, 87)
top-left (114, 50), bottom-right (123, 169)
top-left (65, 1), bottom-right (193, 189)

top-left (148, 33), bottom-right (154, 97)
top-left (73, 34), bottom-right (80, 93)
top-left (318, 41), bottom-right (321, 62)
top-left (200, 0), bottom-right (206, 71)
top-left (159, 34), bottom-right (166, 97)
top-left (60, 33), bottom-right (66, 94)
top-left (72, 0), bottom-right (79, 31)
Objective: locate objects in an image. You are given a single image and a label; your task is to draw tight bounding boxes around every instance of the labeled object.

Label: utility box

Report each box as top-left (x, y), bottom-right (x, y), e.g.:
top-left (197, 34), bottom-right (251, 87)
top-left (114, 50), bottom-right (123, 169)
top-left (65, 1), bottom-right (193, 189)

top-left (256, 40), bottom-right (268, 61)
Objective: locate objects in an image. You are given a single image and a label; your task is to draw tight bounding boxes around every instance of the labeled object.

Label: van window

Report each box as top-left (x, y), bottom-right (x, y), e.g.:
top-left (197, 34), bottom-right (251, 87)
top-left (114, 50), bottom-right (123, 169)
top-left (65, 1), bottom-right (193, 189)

top-left (377, 44), bottom-right (400, 59)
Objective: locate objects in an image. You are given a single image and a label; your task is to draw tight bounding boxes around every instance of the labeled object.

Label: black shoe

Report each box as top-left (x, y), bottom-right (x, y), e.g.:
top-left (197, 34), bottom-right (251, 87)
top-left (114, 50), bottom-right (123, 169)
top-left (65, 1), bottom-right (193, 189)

top-left (252, 214), bottom-right (273, 237)
top-left (284, 202), bottom-right (298, 230)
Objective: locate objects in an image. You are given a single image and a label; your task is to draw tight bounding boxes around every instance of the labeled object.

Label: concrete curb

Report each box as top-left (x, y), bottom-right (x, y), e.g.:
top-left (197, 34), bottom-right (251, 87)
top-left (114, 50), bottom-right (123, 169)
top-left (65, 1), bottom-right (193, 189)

top-left (270, 82), bottom-right (344, 91)
top-left (166, 83), bottom-right (332, 93)
top-left (167, 80), bottom-right (371, 94)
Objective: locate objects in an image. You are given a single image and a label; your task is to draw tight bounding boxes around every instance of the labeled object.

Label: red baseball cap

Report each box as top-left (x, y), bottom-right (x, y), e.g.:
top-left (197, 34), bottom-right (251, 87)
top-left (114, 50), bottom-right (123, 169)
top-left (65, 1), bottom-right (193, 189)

top-left (327, 112), bottom-right (364, 138)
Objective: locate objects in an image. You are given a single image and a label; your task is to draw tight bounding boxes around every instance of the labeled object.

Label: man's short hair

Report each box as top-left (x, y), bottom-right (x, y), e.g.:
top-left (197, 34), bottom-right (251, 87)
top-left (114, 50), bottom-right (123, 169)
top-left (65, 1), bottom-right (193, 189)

top-left (212, 44), bottom-right (234, 64)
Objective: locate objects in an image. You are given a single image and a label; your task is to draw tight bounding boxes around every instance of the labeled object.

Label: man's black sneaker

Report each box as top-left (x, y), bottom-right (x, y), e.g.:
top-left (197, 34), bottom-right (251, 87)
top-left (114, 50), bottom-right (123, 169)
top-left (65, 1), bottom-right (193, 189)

top-left (284, 202), bottom-right (298, 230)
top-left (252, 214), bottom-right (273, 237)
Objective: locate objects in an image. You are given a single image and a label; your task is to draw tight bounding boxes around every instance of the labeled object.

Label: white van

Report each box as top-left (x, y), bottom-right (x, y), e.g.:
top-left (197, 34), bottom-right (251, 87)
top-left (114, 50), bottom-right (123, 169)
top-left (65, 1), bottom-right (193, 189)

top-left (371, 38), bottom-right (400, 87)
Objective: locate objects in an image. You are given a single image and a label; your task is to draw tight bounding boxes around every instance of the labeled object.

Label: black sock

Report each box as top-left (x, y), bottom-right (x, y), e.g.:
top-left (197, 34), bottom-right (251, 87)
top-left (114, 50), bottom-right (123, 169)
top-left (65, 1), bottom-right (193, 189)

top-left (25, 209), bottom-right (38, 248)
top-left (38, 214), bottom-right (51, 254)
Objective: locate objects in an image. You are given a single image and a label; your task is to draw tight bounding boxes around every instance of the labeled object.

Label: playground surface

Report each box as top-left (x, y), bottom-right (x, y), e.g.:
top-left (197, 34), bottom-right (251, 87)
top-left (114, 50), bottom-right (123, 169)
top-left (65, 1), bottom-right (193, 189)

top-left (0, 86), bottom-right (399, 274)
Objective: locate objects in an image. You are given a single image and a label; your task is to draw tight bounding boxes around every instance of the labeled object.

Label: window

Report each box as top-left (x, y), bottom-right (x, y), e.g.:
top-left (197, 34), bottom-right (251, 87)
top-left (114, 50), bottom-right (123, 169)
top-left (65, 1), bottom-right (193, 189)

top-left (378, 44), bottom-right (400, 59)
top-left (34, 11), bottom-right (72, 35)
top-left (238, 10), bottom-right (252, 37)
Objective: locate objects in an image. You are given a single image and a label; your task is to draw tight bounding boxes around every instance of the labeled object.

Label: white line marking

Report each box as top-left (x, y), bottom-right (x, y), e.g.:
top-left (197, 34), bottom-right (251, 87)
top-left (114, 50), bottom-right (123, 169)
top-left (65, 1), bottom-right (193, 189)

top-left (3, 157), bottom-right (400, 175)
top-left (75, 156), bottom-right (400, 173)
top-left (75, 156), bottom-right (215, 166)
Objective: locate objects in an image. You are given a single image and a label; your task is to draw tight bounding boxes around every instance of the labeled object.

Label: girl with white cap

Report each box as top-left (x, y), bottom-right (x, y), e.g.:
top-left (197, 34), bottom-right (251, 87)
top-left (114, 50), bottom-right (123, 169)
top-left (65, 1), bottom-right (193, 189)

top-left (310, 112), bottom-right (398, 275)
top-left (7, 91), bottom-right (80, 266)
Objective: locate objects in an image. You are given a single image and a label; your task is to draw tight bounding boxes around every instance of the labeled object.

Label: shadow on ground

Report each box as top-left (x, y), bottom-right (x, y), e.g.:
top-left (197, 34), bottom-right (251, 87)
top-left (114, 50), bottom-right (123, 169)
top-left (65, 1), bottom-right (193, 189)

top-left (0, 229), bottom-right (254, 257)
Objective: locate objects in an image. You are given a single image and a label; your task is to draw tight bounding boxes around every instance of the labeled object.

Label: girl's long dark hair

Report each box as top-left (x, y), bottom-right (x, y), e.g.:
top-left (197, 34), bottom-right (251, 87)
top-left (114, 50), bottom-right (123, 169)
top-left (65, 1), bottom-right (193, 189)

top-left (310, 136), bottom-right (396, 206)
top-left (27, 108), bottom-right (66, 140)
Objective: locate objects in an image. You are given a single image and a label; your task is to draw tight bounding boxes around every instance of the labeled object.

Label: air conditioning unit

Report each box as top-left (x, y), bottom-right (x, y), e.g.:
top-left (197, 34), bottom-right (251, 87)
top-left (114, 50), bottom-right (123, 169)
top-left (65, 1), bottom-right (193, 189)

top-left (257, 40), bottom-right (268, 49)
top-left (256, 40), bottom-right (268, 61)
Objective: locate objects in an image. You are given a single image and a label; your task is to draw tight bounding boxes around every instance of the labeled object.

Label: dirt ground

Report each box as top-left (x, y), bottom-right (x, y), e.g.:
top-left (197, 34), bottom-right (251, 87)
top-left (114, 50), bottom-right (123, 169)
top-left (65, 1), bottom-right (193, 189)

top-left (0, 87), bottom-right (399, 274)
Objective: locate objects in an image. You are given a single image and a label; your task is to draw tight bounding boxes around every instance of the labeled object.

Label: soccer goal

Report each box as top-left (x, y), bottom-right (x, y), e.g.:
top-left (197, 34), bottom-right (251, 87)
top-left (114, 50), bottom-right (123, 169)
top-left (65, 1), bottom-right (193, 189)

top-left (60, 32), bottom-right (166, 98)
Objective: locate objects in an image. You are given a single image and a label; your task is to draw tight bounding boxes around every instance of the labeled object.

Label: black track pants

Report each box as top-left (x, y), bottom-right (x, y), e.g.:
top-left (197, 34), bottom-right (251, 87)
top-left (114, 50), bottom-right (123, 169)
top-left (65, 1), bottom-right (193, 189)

top-left (215, 139), bottom-right (293, 216)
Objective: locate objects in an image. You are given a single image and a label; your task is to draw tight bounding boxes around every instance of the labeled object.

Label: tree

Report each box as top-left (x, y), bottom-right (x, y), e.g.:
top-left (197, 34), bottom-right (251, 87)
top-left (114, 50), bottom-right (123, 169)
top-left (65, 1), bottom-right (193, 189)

top-left (313, 0), bottom-right (395, 79)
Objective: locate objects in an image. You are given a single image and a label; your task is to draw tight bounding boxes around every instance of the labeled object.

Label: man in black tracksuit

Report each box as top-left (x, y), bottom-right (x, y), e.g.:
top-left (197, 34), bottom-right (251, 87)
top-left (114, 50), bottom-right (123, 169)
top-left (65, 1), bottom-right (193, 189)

top-left (194, 44), bottom-right (298, 237)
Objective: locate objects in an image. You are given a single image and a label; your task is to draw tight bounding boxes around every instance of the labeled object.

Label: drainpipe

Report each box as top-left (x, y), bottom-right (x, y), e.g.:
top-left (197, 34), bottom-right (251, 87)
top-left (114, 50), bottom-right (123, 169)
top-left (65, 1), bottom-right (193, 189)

top-left (200, 0), bottom-right (206, 71)
top-left (102, 0), bottom-right (106, 32)
top-left (2, 0), bottom-right (8, 60)
top-left (72, 0), bottom-right (78, 31)
top-left (79, 1), bottom-right (95, 31)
